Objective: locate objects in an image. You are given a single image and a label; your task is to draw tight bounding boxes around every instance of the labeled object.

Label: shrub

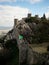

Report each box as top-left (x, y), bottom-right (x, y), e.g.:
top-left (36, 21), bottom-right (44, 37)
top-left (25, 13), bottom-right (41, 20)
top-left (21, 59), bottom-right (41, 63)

top-left (0, 39), bottom-right (19, 65)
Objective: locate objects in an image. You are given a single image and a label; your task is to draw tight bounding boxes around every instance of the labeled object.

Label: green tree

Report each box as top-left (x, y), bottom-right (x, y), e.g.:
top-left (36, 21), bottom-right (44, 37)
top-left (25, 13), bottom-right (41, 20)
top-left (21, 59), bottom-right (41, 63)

top-left (0, 39), bottom-right (19, 65)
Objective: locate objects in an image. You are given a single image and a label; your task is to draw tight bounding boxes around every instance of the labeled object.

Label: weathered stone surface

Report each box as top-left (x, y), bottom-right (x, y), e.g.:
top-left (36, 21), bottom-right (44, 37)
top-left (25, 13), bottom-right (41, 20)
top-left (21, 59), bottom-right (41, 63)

top-left (3, 19), bottom-right (49, 65)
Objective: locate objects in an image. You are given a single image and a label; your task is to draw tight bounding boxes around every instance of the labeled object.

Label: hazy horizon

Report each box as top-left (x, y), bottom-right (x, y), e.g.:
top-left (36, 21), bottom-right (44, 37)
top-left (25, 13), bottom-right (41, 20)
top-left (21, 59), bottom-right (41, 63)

top-left (0, 26), bottom-right (13, 30)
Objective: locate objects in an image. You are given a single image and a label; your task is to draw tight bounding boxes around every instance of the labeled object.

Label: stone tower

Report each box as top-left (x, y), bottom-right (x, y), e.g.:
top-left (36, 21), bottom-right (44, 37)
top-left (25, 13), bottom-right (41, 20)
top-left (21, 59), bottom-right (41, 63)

top-left (14, 19), bottom-right (18, 27)
top-left (28, 13), bottom-right (31, 18)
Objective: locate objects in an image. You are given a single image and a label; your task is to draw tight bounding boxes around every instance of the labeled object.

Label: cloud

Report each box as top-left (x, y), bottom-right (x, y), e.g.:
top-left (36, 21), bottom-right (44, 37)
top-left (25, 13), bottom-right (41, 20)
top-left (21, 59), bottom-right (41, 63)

top-left (0, 0), bottom-right (42, 4)
top-left (0, 0), bottom-right (16, 2)
top-left (19, 0), bottom-right (41, 4)
top-left (28, 0), bottom-right (41, 4)
top-left (45, 6), bottom-right (49, 18)
top-left (45, 12), bottom-right (49, 18)
top-left (0, 5), bottom-right (30, 27)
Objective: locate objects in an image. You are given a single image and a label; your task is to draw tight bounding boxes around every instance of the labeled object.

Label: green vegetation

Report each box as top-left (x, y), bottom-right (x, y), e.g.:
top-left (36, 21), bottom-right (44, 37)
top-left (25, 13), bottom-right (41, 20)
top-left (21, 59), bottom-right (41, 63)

top-left (25, 14), bottom-right (49, 44)
top-left (0, 39), bottom-right (19, 65)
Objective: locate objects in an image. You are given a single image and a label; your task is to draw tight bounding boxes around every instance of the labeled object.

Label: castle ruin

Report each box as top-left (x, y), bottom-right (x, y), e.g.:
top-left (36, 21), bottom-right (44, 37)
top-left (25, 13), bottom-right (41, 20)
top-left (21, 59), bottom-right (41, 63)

top-left (3, 13), bottom-right (49, 65)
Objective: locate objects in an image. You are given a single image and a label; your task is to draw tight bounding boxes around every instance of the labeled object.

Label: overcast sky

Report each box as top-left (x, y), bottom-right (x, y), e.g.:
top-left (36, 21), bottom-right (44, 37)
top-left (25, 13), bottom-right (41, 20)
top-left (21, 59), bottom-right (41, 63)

top-left (0, 0), bottom-right (49, 27)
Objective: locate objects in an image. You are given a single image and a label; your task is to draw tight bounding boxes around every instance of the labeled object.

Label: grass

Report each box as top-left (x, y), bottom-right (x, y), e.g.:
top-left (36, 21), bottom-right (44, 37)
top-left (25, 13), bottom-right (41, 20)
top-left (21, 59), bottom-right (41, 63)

top-left (31, 43), bottom-right (49, 53)
top-left (32, 46), bottom-right (47, 53)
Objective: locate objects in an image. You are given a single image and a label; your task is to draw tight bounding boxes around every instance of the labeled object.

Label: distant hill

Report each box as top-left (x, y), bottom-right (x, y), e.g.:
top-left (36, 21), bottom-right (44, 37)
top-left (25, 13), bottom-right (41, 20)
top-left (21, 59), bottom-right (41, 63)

top-left (0, 26), bottom-right (13, 30)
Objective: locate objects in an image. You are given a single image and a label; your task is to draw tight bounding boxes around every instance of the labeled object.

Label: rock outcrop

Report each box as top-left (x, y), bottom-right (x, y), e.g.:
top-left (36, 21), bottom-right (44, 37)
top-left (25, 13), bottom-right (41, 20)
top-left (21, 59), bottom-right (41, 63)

top-left (3, 18), bottom-right (49, 65)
